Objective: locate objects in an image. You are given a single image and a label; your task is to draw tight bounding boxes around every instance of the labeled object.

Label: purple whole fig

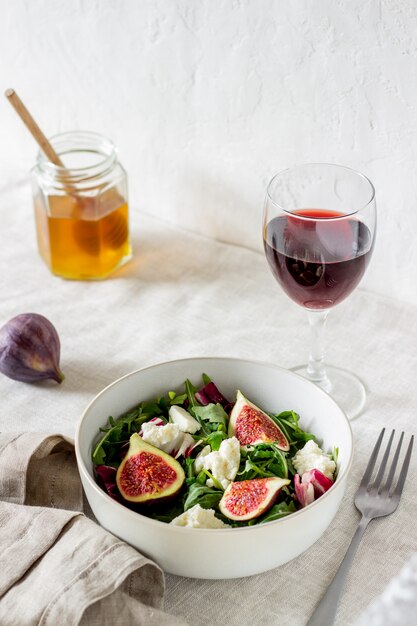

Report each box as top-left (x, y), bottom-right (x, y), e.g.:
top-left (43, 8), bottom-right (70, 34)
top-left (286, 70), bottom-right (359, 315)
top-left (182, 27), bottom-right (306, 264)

top-left (0, 313), bottom-right (64, 383)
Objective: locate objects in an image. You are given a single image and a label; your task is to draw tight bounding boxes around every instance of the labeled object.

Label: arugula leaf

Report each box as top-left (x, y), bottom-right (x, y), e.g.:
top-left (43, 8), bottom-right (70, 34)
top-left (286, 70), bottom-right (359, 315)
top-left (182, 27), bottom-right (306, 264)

top-left (258, 501), bottom-right (297, 524)
top-left (185, 379), bottom-right (199, 408)
top-left (196, 470), bottom-right (207, 485)
top-left (92, 416), bottom-right (127, 465)
top-left (184, 483), bottom-right (223, 511)
top-left (202, 373), bottom-right (212, 385)
top-left (91, 403), bottom-right (165, 466)
top-left (92, 445), bottom-right (106, 465)
top-left (269, 410), bottom-right (316, 449)
top-left (169, 393), bottom-right (188, 406)
top-left (237, 457), bottom-right (275, 479)
top-left (331, 446), bottom-right (339, 480)
top-left (202, 469), bottom-right (224, 491)
top-left (237, 443), bottom-right (289, 481)
top-left (193, 403), bottom-right (228, 426)
top-left (205, 430), bottom-right (228, 451)
top-left (184, 456), bottom-right (195, 480)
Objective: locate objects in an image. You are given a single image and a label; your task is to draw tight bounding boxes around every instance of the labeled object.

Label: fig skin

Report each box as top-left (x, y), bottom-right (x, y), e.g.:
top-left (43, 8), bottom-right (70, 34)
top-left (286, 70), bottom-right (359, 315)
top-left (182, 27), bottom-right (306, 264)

top-left (116, 434), bottom-right (185, 504)
top-left (0, 313), bottom-right (64, 383)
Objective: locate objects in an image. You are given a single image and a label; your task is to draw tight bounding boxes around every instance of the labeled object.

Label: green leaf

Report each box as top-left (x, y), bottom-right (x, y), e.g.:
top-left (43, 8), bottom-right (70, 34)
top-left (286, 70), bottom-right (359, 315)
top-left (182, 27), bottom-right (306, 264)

top-left (202, 373), bottom-right (212, 385)
top-left (170, 393), bottom-right (188, 406)
top-left (269, 410), bottom-right (316, 447)
top-left (237, 458), bottom-right (274, 480)
top-left (184, 456), bottom-right (195, 480)
top-left (202, 469), bottom-right (224, 491)
top-left (258, 501), bottom-right (297, 524)
top-left (193, 403), bottom-right (228, 426)
top-left (277, 410), bottom-right (300, 426)
top-left (183, 483), bottom-right (223, 511)
top-left (196, 470), bottom-right (207, 485)
top-left (90, 400), bottom-right (165, 467)
top-left (91, 416), bottom-right (125, 465)
top-left (239, 443), bottom-right (289, 480)
top-left (331, 446), bottom-right (339, 479)
top-left (185, 379), bottom-right (199, 407)
top-left (92, 444), bottom-right (107, 465)
top-left (205, 431), bottom-right (228, 451)
top-left (141, 401), bottom-right (164, 416)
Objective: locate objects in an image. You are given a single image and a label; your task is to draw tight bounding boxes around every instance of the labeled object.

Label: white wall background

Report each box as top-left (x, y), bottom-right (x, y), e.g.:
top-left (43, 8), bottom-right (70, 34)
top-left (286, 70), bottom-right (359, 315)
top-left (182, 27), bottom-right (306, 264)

top-left (1, 0), bottom-right (417, 304)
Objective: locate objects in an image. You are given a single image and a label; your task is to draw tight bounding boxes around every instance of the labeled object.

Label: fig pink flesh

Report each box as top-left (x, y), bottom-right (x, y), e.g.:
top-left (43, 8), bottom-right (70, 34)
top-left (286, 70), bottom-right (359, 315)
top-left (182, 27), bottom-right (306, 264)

top-left (235, 406), bottom-right (288, 449)
top-left (220, 477), bottom-right (290, 520)
top-left (118, 451), bottom-right (178, 498)
top-left (224, 480), bottom-right (269, 515)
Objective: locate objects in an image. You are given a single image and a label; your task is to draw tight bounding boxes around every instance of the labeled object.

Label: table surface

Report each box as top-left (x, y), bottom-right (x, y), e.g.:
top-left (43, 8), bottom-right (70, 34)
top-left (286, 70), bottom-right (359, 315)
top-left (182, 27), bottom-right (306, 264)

top-left (1, 182), bottom-right (416, 626)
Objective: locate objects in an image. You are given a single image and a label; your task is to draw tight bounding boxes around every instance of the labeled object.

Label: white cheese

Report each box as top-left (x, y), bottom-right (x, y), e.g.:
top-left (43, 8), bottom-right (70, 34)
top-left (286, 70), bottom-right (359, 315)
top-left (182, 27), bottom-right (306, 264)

top-left (170, 504), bottom-right (229, 529)
top-left (193, 437), bottom-right (241, 489)
top-left (141, 422), bottom-right (183, 454)
top-left (292, 440), bottom-right (336, 480)
top-left (174, 433), bottom-right (196, 459)
top-left (169, 405), bottom-right (201, 434)
top-left (194, 445), bottom-right (211, 473)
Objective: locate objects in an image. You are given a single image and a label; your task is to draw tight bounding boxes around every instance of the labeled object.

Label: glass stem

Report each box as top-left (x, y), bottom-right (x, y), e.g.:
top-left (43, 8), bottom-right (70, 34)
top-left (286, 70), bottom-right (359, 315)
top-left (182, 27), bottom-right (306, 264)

top-left (306, 310), bottom-right (331, 392)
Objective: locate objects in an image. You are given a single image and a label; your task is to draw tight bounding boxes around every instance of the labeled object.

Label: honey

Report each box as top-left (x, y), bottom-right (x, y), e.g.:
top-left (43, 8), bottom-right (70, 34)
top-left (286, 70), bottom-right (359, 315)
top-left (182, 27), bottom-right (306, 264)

top-left (32, 131), bottom-right (132, 280)
top-left (35, 195), bottom-right (131, 280)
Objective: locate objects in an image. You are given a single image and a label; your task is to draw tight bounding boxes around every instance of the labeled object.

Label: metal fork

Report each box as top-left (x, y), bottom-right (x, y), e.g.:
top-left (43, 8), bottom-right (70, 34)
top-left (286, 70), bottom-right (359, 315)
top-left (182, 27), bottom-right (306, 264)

top-left (307, 428), bottom-right (414, 626)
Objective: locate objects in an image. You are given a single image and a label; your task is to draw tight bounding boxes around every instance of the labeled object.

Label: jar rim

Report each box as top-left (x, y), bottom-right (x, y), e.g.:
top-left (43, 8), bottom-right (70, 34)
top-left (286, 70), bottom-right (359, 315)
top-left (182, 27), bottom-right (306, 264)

top-left (36, 131), bottom-right (118, 183)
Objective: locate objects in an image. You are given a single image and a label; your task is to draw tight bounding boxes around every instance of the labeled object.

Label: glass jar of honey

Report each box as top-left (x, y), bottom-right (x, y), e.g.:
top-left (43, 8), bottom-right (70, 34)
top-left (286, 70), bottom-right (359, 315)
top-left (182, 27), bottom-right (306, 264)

top-left (32, 131), bottom-right (132, 280)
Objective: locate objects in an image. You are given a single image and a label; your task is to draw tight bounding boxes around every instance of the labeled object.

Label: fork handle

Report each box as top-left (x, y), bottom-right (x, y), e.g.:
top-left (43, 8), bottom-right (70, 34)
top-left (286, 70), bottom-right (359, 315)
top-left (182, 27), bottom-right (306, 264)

top-left (306, 516), bottom-right (371, 626)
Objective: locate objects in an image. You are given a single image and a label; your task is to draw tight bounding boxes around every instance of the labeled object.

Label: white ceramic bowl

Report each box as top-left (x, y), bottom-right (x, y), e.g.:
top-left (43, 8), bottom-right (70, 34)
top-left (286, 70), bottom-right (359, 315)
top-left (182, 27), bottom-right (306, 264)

top-left (75, 357), bottom-right (353, 579)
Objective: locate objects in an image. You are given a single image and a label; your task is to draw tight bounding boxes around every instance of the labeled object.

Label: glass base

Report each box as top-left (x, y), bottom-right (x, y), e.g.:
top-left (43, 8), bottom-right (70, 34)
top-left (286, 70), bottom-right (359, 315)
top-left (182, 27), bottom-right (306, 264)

top-left (291, 364), bottom-right (367, 421)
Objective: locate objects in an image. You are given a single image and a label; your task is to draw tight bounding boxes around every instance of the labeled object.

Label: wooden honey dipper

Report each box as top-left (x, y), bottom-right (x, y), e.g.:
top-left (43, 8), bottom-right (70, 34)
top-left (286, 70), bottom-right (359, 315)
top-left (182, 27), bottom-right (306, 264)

top-left (5, 89), bottom-right (128, 254)
top-left (5, 89), bottom-right (66, 168)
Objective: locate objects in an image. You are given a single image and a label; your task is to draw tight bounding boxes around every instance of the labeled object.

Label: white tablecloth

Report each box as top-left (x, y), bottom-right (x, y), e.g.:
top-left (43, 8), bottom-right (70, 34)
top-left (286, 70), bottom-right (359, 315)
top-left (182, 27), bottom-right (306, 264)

top-left (1, 181), bottom-right (416, 625)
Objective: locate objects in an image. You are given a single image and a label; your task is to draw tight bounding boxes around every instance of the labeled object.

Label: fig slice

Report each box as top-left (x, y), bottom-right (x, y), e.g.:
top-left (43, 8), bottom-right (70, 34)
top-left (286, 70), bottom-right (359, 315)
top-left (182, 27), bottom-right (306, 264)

top-left (228, 391), bottom-right (290, 450)
top-left (116, 433), bottom-right (185, 504)
top-left (219, 477), bottom-right (290, 521)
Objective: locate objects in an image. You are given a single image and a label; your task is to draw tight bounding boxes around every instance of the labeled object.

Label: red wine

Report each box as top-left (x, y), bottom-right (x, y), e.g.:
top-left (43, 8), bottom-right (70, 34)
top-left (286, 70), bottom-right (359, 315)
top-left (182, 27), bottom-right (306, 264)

top-left (264, 209), bottom-right (373, 309)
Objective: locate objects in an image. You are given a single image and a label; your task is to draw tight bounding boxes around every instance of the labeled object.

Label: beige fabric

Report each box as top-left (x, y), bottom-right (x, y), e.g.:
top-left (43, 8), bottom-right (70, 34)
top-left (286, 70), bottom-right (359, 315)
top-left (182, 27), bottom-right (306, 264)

top-left (0, 433), bottom-right (187, 626)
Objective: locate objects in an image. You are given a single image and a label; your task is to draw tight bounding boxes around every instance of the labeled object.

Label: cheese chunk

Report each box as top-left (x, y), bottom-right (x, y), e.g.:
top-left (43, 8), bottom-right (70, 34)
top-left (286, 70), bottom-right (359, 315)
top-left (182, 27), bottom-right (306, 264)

top-left (170, 504), bottom-right (229, 529)
top-left (169, 405), bottom-right (201, 434)
top-left (193, 437), bottom-right (241, 489)
top-left (292, 440), bottom-right (336, 480)
top-left (141, 422), bottom-right (182, 454)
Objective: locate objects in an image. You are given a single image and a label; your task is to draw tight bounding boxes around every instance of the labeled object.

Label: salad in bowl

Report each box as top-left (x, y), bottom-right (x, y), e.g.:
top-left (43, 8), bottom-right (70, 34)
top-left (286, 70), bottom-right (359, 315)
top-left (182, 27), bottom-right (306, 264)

top-left (92, 373), bottom-right (338, 529)
top-left (76, 357), bottom-right (352, 578)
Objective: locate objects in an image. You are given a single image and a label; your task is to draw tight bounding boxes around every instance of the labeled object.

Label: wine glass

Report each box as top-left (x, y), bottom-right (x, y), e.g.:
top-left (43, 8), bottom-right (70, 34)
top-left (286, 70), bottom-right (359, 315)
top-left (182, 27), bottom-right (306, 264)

top-left (262, 163), bottom-right (376, 420)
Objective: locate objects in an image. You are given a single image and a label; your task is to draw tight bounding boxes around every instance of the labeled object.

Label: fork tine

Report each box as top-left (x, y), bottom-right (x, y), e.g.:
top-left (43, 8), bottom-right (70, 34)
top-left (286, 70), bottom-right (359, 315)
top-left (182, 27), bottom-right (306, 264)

top-left (358, 428), bottom-right (385, 490)
top-left (392, 435), bottom-right (414, 497)
top-left (372, 429), bottom-right (395, 492)
top-left (381, 432), bottom-right (404, 494)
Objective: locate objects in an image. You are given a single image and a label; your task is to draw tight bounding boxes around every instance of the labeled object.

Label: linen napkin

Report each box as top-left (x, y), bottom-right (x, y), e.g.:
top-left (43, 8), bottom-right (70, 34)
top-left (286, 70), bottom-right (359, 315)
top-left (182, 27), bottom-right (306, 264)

top-left (0, 432), bottom-right (187, 626)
